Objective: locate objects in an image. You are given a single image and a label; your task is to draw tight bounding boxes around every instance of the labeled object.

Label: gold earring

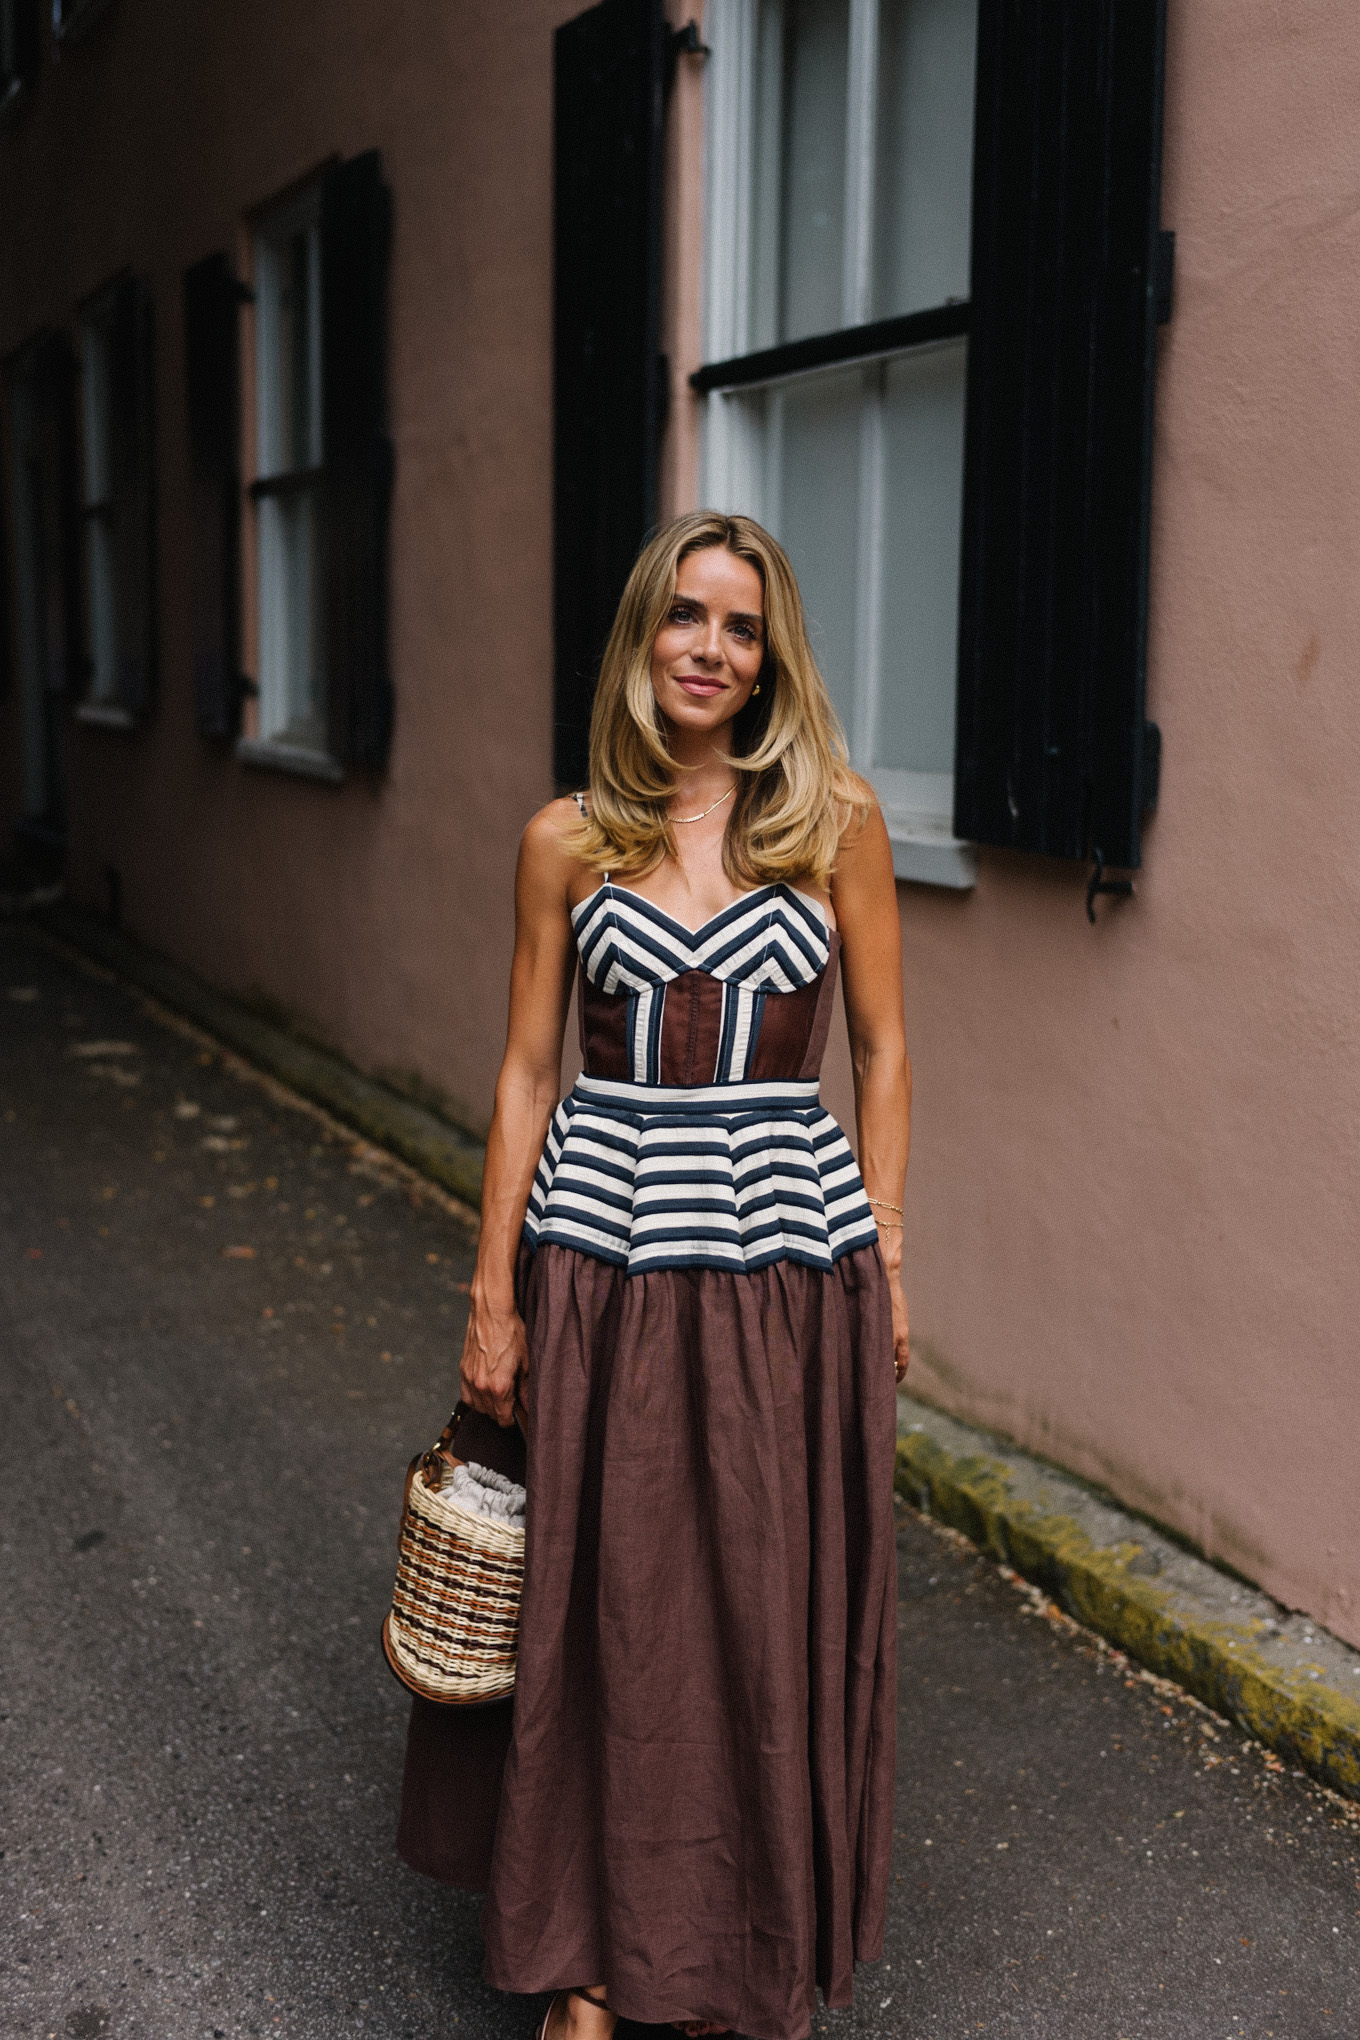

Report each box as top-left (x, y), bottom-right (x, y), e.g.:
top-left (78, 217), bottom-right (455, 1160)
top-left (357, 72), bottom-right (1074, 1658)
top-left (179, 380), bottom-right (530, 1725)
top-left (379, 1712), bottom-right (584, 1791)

top-left (753, 684), bottom-right (761, 695)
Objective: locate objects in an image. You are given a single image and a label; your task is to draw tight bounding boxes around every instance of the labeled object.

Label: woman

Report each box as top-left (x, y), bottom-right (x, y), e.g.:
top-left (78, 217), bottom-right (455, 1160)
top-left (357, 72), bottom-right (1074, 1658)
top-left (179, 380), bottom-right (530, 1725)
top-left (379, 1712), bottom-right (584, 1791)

top-left (431, 511), bottom-right (909, 2040)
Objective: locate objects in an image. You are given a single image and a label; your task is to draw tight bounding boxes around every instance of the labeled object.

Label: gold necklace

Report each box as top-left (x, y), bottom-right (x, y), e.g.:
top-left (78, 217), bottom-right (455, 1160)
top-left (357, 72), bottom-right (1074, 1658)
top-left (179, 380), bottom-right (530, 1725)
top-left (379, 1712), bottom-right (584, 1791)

top-left (671, 785), bottom-right (736, 825)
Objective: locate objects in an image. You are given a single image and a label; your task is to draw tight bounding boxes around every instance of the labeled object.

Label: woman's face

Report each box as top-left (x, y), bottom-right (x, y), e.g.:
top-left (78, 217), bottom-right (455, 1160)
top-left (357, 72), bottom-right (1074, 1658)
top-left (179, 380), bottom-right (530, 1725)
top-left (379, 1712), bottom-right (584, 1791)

top-left (650, 546), bottom-right (766, 740)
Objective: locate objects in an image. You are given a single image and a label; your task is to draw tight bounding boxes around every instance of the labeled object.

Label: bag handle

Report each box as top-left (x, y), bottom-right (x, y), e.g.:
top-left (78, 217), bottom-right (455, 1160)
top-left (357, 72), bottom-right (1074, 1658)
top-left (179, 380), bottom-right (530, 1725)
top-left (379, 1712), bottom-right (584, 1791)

top-left (417, 1398), bottom-right (527, 1491)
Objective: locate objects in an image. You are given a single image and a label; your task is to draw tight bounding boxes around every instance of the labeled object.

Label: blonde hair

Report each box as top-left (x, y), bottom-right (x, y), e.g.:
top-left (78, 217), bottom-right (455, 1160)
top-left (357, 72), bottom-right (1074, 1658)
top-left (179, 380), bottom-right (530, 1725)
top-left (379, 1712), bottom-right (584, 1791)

top-left (572, 511), bottom-right (867, 888)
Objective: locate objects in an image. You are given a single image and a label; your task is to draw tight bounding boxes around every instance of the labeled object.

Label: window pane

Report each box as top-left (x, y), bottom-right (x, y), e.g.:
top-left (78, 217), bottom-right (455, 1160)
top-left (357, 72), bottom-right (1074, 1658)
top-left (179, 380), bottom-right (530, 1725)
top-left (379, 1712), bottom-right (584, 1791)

top-left (771, 366), bottom-right (862, 737)
top-left (874, 0), bottom-right (977, 319)
top-left (80, 316), bottom-right (117, 703)
top-left (86, 519), bottom-right (118, 703)
top-left (258, 217), bottom-right (322, 478)
top-left (80, 319), bottom-right (111, 506)
top-left (279, 227), bottom-right (321, 470)
top-left (777, 0), bottom-right (849, 343)
top-left (258, 489), bottom-right (324, 748)
top-left (874, 339), bottom-right (966, 771)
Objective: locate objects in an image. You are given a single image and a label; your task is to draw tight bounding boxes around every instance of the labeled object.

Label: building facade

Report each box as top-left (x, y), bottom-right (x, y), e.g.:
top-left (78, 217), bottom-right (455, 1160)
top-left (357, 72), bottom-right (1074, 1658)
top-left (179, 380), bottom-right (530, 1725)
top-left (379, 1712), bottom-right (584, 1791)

top-left (2, 0), bottom-right (1358, 1647)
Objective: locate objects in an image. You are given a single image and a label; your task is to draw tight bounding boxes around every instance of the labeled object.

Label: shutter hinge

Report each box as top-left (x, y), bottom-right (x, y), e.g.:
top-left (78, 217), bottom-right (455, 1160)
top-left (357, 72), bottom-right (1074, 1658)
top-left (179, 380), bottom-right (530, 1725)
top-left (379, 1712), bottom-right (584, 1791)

top-left (1086, 852), bottom-right (1134, 925)
top-left (665, 19), bottom-right (710, 92)
top-left (1155, 231), bottom-right (1175, 325)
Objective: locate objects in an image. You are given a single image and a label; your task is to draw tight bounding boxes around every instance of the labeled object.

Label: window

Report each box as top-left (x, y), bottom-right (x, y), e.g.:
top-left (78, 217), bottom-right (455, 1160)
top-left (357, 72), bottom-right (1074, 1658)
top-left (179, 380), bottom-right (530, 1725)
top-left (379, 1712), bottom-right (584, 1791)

top-left (74, 276), bottom-right (156, 726)
top-left (249, 186), bottom-right (329, 765)
top-left (238, 155), bottom-right (394, 780)
top-left (700, 0), bottom-right (979, 886)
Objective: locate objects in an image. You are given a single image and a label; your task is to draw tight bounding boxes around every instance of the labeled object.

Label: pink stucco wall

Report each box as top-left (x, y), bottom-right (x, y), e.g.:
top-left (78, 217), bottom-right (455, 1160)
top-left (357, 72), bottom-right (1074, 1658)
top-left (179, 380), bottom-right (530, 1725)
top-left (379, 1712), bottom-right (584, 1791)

top-left (866, 0), bottom-right (1360, 1645)
top-left (1, 0), bottom-right (606, 1136)
top-left (2, 1), bottom-right (1356, 1641)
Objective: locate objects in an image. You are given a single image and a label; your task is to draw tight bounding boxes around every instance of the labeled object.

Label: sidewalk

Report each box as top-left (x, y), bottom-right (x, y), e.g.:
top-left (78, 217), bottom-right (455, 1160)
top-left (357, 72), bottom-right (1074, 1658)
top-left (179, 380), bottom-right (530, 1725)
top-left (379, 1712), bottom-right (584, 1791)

top-left (2, 918), bottom-right (1358, 2038)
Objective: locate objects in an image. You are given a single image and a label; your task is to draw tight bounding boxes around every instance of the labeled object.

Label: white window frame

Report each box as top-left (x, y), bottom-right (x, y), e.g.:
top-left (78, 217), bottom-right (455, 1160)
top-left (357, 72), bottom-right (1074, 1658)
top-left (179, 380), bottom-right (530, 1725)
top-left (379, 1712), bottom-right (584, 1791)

top-left (239, 183), bottom-right (341, 780)
top-left (701, 0), bottom-right (978, 889)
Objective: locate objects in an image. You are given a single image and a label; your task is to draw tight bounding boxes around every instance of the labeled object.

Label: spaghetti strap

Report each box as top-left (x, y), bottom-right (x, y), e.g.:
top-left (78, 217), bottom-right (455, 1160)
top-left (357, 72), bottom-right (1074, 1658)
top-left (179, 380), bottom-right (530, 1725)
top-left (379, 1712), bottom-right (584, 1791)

top-left (573, 790), bottom-right (608, 880)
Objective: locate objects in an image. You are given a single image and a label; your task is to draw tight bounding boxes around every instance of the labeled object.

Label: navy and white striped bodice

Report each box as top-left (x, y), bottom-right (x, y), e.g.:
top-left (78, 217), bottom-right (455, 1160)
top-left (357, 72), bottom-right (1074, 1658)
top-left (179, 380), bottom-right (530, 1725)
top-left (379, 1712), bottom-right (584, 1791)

top-left (524, 881), bottom-right (879, 1277)
top-left (573, 881), bottom-right (830, 1087)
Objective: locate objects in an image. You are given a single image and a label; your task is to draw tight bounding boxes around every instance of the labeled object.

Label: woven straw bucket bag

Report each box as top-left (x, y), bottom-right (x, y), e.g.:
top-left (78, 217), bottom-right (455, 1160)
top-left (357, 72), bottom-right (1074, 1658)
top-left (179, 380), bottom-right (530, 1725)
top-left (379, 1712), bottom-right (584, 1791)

top-left (382, 1403), bottom-right (525, 1705)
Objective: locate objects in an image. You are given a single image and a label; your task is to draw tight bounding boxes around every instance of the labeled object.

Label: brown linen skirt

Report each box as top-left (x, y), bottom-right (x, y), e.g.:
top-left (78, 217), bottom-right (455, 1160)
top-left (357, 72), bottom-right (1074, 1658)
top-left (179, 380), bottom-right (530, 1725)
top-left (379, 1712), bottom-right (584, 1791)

top-left (476, 1239), bottom-right (898, 2040)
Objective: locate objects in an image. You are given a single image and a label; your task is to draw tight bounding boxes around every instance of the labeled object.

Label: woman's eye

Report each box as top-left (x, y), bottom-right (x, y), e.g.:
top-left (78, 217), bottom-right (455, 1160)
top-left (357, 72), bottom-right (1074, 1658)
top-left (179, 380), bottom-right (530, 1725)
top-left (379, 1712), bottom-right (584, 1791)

top-left (669, 604), bottom-right (696, 624)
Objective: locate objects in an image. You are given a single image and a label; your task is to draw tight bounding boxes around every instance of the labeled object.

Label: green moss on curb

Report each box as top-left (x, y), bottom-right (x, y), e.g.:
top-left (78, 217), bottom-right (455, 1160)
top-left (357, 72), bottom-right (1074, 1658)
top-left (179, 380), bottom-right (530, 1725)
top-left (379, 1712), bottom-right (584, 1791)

top-left (896, 1431), bottom-right (1360, 1803)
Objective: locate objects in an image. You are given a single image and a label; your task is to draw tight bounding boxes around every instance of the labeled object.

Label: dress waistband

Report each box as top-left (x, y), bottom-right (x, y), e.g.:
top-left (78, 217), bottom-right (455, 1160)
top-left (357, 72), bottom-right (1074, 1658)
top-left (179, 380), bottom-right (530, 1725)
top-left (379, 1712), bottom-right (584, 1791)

top-left (572, 1073), bottom-right (822, 1119)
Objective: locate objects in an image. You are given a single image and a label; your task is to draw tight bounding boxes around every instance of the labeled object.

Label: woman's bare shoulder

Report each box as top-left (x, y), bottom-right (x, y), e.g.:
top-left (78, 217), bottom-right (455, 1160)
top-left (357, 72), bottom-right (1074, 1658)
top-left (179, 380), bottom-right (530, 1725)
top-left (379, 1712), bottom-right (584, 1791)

top-left (517, 795), bottom-right (589, 895)
top-left (835, 772), bottom-right (885, 850)
top-left (522, 794), bottom-right (583, 852)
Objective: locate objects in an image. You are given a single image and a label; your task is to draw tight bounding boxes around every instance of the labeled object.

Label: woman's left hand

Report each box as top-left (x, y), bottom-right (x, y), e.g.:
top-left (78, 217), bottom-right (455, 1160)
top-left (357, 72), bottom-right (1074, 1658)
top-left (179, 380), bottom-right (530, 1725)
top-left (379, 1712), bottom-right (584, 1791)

top-left (889, 1275), bottom-right (910, 1383)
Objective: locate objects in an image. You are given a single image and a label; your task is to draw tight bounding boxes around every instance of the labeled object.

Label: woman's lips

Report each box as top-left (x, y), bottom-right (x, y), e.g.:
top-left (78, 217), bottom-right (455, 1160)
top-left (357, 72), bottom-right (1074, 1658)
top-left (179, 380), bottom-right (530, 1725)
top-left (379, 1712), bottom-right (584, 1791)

top-left (675, 677), bottom-right (725, 696)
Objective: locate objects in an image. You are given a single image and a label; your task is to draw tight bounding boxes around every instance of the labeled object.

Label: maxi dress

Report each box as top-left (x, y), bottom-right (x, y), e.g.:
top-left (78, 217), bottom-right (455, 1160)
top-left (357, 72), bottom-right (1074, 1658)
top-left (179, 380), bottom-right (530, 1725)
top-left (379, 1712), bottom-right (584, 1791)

top-left (398, 879), bottom-right (898, 2040)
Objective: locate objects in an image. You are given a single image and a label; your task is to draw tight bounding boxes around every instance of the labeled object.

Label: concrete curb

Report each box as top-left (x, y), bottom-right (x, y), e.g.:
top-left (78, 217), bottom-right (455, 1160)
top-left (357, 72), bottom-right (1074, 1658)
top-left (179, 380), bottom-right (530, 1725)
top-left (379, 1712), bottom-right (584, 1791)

top-left (896, 1394), bottom-right (1360, 1802)
top-left (29, 902), bottom-right (487, 1211)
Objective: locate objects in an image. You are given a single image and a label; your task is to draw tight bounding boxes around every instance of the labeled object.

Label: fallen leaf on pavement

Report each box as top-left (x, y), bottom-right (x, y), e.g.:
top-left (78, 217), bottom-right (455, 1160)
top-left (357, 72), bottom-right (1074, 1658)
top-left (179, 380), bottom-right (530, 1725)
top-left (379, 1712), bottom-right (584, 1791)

top-left (222, 1245), bottom-right (256, 1259)
top-left (174, 1100), bottom-right (201, 1119)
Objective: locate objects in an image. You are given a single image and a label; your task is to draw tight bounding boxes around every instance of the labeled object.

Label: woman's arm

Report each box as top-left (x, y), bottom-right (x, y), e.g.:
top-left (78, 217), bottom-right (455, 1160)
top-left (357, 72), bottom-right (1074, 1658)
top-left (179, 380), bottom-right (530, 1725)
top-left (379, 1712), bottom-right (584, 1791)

top-left (459, 800), bottom-right (580, 1425)
top-left (830, 792), bottom-right (913, 1380)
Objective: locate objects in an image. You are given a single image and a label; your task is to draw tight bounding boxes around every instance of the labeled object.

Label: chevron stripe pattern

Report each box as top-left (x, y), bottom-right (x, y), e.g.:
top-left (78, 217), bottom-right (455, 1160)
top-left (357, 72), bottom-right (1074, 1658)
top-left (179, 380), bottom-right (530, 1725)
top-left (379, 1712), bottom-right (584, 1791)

top-left (571, 882), bottom-right (830, 1085)
top-left (522, 884), bottom-right (879, 1275)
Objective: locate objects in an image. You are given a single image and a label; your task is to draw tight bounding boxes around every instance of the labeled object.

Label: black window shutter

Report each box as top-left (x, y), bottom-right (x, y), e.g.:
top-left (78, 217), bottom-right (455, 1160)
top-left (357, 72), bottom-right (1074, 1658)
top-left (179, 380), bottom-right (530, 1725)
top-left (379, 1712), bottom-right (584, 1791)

top-left (321, 149), bottom-right (394, 772)
top-left (183, 252), bottom-right (241, 739)
top-left (108, 273), bottom-right (157, 720)
top-left (553, 0), bottom-right (666, 789)
top-left (954, 0), bottom-right (1167, 870)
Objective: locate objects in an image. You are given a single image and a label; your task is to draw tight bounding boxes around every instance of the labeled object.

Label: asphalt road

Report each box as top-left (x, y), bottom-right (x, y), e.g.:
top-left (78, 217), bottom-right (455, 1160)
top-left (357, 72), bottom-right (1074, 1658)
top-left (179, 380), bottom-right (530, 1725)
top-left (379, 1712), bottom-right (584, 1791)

top-left (2, 923), bottom-right (1358, 2040)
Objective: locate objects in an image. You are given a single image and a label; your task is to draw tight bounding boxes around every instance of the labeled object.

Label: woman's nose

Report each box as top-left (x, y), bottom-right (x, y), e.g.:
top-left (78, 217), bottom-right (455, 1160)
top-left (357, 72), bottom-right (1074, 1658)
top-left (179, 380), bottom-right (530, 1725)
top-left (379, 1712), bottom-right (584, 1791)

top-left (695, 618), bottom-right (723, 663)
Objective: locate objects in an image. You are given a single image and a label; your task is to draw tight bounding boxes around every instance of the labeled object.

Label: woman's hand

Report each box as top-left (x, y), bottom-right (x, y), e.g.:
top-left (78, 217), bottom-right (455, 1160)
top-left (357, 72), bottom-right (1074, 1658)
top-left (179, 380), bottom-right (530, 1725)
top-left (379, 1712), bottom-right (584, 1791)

top-left (888, 1272), bottom-right (911, 1383)
top-left (459, 1287), bottom-right (528, 1427)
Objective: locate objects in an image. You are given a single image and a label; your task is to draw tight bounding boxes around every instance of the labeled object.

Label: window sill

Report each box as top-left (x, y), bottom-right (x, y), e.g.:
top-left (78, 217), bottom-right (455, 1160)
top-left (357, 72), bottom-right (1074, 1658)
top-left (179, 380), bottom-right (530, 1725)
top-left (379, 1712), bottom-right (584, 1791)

top-left (236, 737), bottom-right (345, 784)
top-left (884, 813), bottom-right (978, 891)
top-left (75, 702), bottom-right (138, 732)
